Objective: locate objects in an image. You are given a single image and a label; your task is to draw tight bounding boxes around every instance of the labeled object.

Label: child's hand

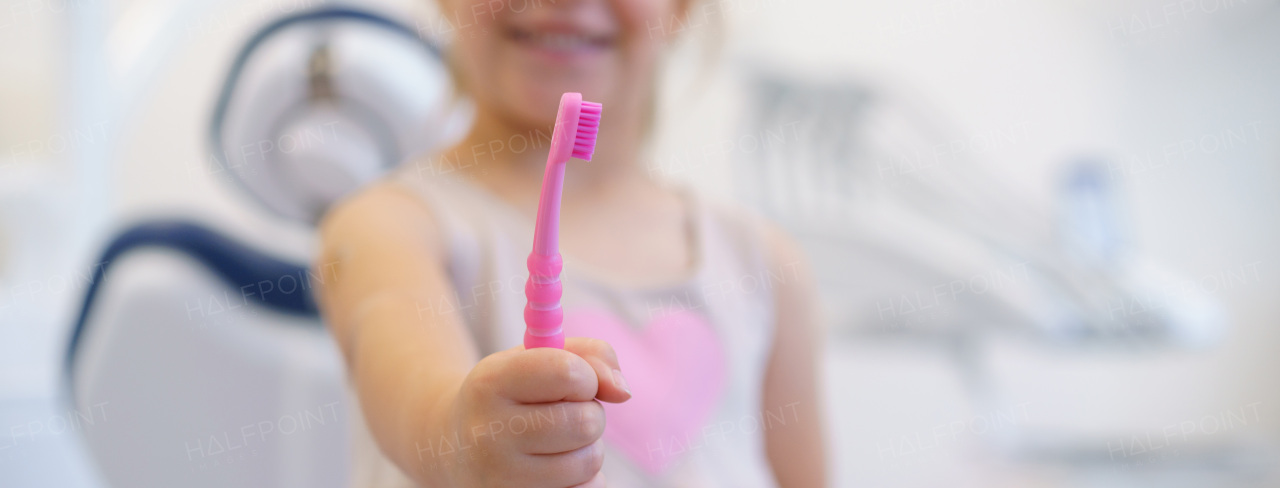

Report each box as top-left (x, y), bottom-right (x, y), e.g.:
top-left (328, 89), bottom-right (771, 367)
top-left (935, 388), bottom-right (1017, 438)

top-left (437, 337), bottom-right (631, 488)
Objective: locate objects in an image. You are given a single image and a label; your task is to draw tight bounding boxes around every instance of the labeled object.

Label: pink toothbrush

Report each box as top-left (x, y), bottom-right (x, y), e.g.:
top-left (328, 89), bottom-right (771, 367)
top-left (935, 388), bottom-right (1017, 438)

top-left (524, 92), bottom-right (601, 350)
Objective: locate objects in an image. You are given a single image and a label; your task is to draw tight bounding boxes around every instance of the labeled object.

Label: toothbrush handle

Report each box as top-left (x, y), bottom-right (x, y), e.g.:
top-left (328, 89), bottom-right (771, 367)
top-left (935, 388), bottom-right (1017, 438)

top-left (523, 251), bottom-right (564, 349)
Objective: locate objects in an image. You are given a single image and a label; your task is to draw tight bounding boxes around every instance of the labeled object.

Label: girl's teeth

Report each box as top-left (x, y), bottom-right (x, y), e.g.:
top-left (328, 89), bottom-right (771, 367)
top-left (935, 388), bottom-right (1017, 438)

top-left (535, 34), bottom-right (590, 50)
top-left (509, 28), bottom-right (604, 51)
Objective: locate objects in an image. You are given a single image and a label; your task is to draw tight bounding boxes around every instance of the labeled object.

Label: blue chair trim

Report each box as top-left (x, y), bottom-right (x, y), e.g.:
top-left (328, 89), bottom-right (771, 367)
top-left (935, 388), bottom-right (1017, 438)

top-left (64, 220), bottom-right (322, 388)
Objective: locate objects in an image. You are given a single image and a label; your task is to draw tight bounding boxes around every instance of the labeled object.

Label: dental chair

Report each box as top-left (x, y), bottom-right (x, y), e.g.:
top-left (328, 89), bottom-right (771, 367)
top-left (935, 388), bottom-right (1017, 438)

top-left (66, 221), bottom-right (344, 488)
top-left (65, 7), bottom-right (459, 487)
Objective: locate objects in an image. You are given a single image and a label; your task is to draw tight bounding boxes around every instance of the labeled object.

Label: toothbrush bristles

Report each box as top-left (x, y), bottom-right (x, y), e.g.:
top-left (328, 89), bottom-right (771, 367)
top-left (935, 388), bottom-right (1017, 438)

top-left (571, 101), bottom-right (601, 161)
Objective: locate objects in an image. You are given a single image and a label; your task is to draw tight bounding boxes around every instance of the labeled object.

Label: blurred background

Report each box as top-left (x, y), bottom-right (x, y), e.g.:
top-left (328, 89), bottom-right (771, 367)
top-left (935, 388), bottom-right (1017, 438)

top-left (2, 0), bottom-right (1278, 487)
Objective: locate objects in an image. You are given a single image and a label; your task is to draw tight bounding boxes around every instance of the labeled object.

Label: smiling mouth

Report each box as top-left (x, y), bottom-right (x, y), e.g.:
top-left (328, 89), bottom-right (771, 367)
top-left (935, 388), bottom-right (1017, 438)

top-left (505, 26), bottom-right (614, 54)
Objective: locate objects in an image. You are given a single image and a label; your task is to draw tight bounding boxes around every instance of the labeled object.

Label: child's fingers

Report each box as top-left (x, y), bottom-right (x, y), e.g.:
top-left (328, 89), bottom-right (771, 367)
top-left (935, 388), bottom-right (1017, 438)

top-left (475, 437), bottom-right (603, 488)
top-left (504, 400), bottom-right (605, 455)
top-left (570, 471), bottom-right (607, 488)
top-left (488, 347), bottom-right (599, 404)
top-left (564, 337), bottom-right (632, 404)
top-left (526, 438), bottom-right (606, 488)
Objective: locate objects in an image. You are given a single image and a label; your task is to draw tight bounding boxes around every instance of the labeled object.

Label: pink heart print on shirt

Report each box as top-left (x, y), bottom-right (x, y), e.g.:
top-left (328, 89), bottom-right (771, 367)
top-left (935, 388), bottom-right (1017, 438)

top-left (561, 308), bottom-right (727, 475)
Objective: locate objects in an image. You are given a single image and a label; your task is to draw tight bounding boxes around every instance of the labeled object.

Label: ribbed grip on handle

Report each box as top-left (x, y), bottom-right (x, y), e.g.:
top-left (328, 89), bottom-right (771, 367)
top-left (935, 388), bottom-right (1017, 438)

top-left (523, 252), bottom-right (565, 349)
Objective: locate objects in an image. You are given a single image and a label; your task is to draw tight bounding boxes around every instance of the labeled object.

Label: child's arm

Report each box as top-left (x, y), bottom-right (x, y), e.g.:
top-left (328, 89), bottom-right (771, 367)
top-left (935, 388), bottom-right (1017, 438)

top-left (314, 184), bottom-right (630, 487)
top-left (761, 223), bottom-right (829, 487)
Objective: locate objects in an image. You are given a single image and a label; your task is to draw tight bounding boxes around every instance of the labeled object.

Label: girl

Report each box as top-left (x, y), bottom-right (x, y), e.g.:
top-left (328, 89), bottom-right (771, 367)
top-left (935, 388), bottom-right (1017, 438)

top-left (314, 0), bottom-right (826, 486)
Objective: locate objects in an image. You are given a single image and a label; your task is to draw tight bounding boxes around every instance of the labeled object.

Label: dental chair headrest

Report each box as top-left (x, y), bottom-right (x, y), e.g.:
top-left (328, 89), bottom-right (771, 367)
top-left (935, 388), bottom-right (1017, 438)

top-left (210, 7), bottom-right (465, 225)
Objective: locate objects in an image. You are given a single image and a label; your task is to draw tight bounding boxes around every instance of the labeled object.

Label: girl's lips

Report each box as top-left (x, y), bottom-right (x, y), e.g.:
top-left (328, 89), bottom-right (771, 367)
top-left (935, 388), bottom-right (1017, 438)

top-left (504, 25), bottom-right (615, 62)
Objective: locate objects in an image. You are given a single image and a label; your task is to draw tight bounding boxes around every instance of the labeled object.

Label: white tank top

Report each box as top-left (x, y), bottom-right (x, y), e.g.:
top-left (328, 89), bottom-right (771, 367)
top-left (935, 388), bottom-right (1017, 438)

top-left (346, 162), bottom-right (780, 487)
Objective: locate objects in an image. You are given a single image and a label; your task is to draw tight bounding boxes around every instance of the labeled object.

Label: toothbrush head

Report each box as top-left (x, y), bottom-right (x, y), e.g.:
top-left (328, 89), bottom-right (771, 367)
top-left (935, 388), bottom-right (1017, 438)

top-left (572, 99), bottom-right (601, 161)
top-left (553, 92), bottom-right (602, 162)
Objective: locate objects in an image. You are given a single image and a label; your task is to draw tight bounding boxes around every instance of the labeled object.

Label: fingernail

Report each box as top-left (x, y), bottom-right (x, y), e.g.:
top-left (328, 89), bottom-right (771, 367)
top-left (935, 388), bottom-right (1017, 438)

top-left (612, 368), bottom-right (630, 395)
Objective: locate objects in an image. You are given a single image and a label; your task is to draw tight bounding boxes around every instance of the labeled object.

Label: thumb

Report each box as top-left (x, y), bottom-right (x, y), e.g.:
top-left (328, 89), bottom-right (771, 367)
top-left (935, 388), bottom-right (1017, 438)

top-left (564, 337), bottom-right (632, 404)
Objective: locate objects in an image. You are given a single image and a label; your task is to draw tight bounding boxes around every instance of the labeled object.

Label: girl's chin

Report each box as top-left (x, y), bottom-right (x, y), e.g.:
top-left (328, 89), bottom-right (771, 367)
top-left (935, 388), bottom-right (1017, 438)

top-left (504, 82), bottom-right (605, 117)
top-left (499, 65), bottom-right (613, 102)
top-left (487, 94), bottom-right (563, 131)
